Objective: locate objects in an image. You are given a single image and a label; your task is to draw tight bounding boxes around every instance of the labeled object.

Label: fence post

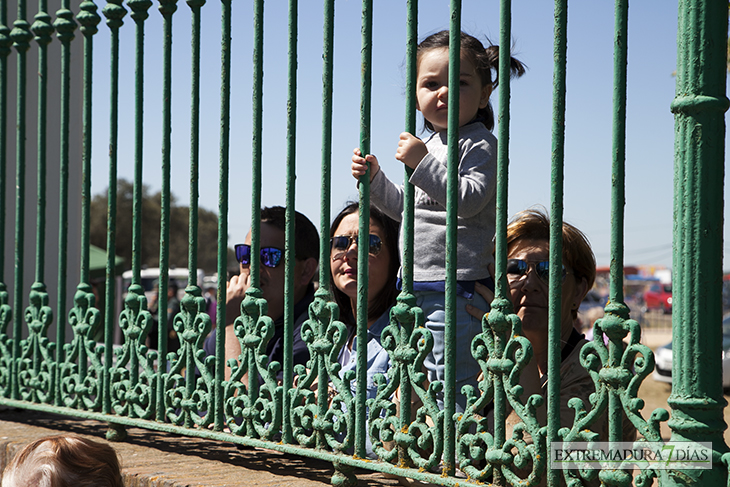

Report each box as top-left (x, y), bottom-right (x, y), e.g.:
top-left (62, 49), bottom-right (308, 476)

top-left (670, 0), bottom-right (729, 484)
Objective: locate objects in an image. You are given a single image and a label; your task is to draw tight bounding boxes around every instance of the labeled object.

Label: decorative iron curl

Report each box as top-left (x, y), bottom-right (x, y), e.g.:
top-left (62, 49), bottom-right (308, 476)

top-left (557, 301), bottom-right (667, 487)
top-left (224, 287), bottom-right (282, 440)
top-left (164, 285), bottom-right (213, 427)
top-left (17, 282), bottom-right (56, 404)
top-left (369, 292), bottom-right (443, 471)
top-left (59, 283), bottom-right (103, 411)
top-left (456, 296), bottom-right (548, 485)
top-left (0, 283), bottom-right (12, 398)
top-left (290, 290), bottom-right (353, 452)
top-left (109, 284), bottom-right (157, 419)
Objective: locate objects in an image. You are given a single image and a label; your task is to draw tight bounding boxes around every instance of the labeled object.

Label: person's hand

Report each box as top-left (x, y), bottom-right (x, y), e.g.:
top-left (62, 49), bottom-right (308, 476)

top-left (225, 271), bottom-right (251, 326)
top-left (466, 263), bottom-right (495, 321)
top-left (395, 132), bottom-right (428, 170)
top-left (351, 148), bottom-right (380, 182)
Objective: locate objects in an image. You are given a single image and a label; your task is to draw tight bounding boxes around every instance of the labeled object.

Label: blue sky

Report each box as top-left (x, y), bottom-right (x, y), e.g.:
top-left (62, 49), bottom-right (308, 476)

top-left (90, 1), bottom-right (727, 271)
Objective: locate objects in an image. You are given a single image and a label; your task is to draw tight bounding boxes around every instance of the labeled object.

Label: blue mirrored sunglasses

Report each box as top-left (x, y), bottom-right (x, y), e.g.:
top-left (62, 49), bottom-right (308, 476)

top-left (234, 244), bottom-right (283, 268)
top-left (506, 258), bottom-right (566, 285)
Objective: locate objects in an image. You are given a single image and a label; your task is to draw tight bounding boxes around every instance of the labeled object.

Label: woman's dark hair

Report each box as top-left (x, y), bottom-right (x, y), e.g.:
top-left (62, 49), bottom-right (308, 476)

top-left (329, 202), bottom-right (400, 328)
top-left (417, 30), bottom-right (525, 132)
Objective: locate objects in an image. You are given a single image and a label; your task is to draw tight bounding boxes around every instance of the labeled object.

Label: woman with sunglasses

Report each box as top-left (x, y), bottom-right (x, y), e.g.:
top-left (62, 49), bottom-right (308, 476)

top-left (329, 202), bottom-right (400, 455)
top-left (467, 207), bottom-right (635, 446)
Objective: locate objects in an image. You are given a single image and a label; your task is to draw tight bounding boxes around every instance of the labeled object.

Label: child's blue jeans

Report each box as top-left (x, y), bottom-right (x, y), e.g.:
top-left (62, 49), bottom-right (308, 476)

top-left (415, 289), bottom-right (488, 413)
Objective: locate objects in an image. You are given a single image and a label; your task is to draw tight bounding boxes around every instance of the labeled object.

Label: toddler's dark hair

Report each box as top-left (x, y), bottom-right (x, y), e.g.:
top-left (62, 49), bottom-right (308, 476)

top-left (417, 30), bottom-right (525, 132)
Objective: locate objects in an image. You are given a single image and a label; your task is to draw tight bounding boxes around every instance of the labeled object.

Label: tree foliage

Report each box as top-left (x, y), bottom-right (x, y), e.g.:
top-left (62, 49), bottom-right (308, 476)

top-left (90, 179), bottom-right (231, 274)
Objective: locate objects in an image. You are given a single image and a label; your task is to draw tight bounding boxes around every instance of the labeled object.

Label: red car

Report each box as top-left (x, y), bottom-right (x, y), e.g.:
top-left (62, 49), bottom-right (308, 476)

top-left (643, 283), bottom-right (672, 313)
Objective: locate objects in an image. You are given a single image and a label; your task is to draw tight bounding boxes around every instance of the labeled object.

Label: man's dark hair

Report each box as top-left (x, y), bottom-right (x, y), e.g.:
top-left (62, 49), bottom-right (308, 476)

top-left (260, 206), bottom-right (319, 262)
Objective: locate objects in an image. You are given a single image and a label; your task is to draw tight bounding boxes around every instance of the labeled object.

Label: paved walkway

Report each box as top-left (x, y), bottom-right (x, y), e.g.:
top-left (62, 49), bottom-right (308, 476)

top-left (0, 408), bottom-right (401, 487)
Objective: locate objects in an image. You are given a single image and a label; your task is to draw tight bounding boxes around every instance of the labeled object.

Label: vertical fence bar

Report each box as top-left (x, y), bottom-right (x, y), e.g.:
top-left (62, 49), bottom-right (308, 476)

top-left (100, 0), bottom-right (125, 415)
top-left (249, 0), bottom-right (263, 291)
top-left (355, 0), bottom-right (373, 460)
top-left (607, 0), bottom-right (628, 449)
top-left (315, 0), bottom-right (334, 453)
top-left (10, 0), bottom-right (32, 401)
top-left (187, 0), bottom-right (201, 285)
top-left (491, 1), bottom-right (513, 481)
top-left (28, 0), bottom-right (53, 406)
top-left (32, 0), bottom-right (51, 287)
top-left (0, 0), bottom-right (12, 368)
top-left (184, 0), bottom-right (203, 429)
top-left (400, 2), bottom-right (417, 290)
top-left (282, 0), bottom-right (297, 444)
top-left (245, 0), bottom-right (263, 403)
top-left (77, 1), bottom-right (98, 287)
top-left (128, 0), bottom-right (151, 290)
top-left (213, 0), bottom-right (231, 433)
top-left (127, 0), bottom-right (152, 418)
top-left (670, 0), bottom-right (729, 485)
top-left (0, 0), bottom-right (8, 288)
top-left (0, 2), bottom-right (6, 285)
top-left (547, 1), bottom-right (568, 486)
top-left (396, 0), bottom-right (417, 451)
top-left (443, 0), bottom-right (461, 475)
top-left (609, 1), bottom-right (628, 307)
top-left (72, 0), bottom-right (100, 405)
top-left (156, 0), bottom-right (176, 422)
top-left (53, 0), bottom-right (74, 406)
top-left (317, 0), bottom-right (334, 292)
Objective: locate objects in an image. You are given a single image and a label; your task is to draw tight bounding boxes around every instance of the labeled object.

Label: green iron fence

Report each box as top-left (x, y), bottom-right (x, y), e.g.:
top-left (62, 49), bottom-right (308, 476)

top-left (0, 1), bottom-right (728, 486)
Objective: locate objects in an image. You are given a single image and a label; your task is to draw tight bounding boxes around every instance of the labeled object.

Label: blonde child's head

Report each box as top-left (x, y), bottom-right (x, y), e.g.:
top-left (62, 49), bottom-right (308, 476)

top-left (416, 30), bottom-right (525, 132)
top-left (1, 435), bottom-right (123, 487)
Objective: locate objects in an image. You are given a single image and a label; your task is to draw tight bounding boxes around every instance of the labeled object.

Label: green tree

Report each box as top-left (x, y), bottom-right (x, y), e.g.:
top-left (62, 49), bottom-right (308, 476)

top-left (90, 179), bottom-right (232, 274)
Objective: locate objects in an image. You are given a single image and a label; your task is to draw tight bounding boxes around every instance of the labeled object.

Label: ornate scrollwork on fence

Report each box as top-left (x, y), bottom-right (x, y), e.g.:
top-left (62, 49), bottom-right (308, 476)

top-left (17, 282), bottom-right (56, 404)
top-left (455, 296), bottom-right (547, 486)
top-left (224, 287), bottom-right (282, 439)
top-left (0, 283), bottom-right (14, 398)
top-left (289, 289), bottom-right (352, 452)
top-left (58, 283), bottom-right (103, 410)
top-left (566, 301), bottom-right (667, 487)
top-left (164, 285), bottom-right (214, 427)
top-left (369, 292), bottom-right (444, 471)
top-left (109, 283), bottom-right (157, 419)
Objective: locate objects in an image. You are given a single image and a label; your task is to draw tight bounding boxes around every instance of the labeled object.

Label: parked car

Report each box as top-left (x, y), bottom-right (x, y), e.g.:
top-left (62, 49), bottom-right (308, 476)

top-left (653, 314), bottom-right (730, 388)
top-left (577, 290), bottom-right (608, 329)
top-left (643, 283), bottom-right (672, 313)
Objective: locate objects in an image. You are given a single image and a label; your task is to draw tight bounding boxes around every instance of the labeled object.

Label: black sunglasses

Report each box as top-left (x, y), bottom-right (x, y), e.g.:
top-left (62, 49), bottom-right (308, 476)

top-left (506, 258), bottom-right (566, 286)
top-left (330, 234), bottom-right (382, 260)
top-left (234, 244), bottom-right (283, 268)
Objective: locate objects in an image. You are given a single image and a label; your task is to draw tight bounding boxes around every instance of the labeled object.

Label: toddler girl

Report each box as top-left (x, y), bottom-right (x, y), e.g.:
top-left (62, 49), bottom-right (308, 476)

top-left (351, 30), bottom-right (524, 412)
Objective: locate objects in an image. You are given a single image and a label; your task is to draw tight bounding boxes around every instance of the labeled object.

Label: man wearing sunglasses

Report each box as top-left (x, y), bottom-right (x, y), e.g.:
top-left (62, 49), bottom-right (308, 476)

top-left (203, 206), bottom-right (319, 381)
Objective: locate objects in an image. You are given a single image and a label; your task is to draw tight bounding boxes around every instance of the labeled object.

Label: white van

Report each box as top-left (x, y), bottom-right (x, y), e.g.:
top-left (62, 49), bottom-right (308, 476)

top-left (121, 267), bottom-right (205, 303)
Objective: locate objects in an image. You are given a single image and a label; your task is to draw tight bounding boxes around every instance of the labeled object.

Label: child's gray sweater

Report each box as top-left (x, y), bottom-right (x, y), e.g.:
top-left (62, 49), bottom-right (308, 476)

top-left (369, 122), bottom-right (496, 282)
